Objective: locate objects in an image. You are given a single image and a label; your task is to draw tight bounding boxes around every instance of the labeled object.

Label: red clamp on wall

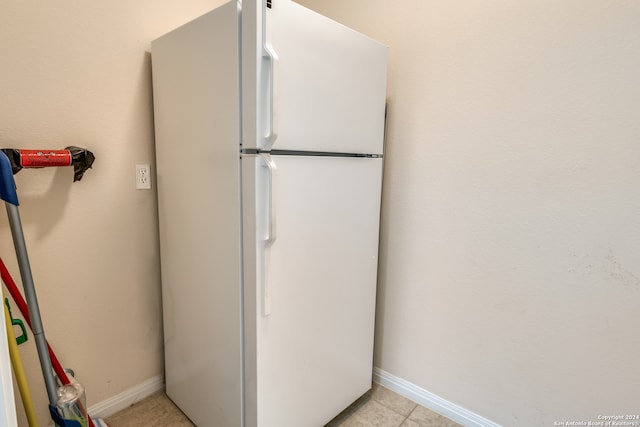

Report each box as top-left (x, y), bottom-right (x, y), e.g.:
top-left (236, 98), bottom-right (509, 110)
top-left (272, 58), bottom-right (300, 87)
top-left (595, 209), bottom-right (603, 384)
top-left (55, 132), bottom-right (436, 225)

top-left (0, 146), bottom-right (95, 182)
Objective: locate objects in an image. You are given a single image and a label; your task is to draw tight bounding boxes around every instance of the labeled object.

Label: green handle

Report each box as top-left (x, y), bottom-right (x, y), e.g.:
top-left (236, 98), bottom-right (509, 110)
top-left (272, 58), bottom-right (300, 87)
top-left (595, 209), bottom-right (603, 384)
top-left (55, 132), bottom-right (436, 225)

top-left (4, 298), bottom-right (28, 345)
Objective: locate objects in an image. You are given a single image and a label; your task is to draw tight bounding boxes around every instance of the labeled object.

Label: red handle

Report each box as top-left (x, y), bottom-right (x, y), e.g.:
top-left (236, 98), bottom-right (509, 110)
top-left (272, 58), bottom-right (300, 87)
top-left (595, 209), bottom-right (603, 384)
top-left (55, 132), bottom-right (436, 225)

top-left (18, 150), bottom-right (73, 168)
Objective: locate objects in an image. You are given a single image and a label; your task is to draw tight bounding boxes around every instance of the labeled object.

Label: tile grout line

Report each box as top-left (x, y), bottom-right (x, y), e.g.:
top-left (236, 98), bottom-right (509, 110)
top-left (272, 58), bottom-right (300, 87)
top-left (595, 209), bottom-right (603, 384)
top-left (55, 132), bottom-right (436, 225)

top-left (402, 405), bottom-right (418, 427)
top-left (370, 390), bottom-right (419, 427)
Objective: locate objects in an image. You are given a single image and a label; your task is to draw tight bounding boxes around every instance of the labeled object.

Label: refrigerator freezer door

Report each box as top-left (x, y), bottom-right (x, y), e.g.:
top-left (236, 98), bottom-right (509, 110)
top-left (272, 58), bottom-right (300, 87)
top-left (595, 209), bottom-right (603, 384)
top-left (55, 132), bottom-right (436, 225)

top-left (151, 3), bottom-right (243, 427)
top-left (248, 0), bottom-right (388, 154)
top-left (249, 155), bottom-right (383, 426)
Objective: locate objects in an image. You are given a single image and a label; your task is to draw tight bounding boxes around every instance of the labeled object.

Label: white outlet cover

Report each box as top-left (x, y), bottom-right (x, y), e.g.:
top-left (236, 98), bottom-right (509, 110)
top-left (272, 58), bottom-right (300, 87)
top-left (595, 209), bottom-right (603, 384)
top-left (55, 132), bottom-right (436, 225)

top-left (136, 164), bottom-right (152, 189)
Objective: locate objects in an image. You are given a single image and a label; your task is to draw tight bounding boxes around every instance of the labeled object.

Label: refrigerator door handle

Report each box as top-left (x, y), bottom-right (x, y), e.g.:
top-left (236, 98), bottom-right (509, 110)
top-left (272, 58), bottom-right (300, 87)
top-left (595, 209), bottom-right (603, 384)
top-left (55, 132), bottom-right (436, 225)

top-left (260, 153), bottom-right (277, 244)
top-left (262, 43), bottom-right (278, 150)
top-left (260, 153), bottom-right (276, 316)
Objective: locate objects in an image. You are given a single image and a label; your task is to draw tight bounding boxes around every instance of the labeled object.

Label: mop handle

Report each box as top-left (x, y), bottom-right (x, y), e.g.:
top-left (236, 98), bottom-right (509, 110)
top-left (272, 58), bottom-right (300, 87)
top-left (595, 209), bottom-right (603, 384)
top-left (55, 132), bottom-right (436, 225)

top-left (6, 203), bottom-right (60, 403)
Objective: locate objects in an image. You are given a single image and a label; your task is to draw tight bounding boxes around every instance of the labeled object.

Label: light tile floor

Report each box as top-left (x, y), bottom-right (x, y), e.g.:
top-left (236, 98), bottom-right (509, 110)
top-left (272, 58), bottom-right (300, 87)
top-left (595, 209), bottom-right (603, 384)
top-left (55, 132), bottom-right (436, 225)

top-left (104, 384), bottom-right (462, 427)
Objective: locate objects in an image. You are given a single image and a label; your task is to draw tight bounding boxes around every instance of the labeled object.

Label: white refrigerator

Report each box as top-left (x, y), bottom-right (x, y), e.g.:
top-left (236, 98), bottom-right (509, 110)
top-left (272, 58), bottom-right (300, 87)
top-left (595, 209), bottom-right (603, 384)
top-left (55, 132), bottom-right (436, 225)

top-left (151, 1), bottom-right (387, 426)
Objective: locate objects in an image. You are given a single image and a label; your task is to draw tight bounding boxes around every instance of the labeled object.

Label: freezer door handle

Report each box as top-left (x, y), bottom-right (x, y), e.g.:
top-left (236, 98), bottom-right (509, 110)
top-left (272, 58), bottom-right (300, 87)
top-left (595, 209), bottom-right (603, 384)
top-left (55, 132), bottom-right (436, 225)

top-left (262, 43), bottom-right (278, 150)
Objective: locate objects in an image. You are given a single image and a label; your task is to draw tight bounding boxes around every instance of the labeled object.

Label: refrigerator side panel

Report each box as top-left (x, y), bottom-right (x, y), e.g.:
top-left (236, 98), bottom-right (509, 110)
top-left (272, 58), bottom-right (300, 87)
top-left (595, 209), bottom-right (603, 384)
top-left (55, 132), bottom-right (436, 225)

top-left (151, 3), bottom-right (242, 426)
top-left (255, 155), bottom-right (383, 427)
top-left (268, 0), bottom-right (388, 154)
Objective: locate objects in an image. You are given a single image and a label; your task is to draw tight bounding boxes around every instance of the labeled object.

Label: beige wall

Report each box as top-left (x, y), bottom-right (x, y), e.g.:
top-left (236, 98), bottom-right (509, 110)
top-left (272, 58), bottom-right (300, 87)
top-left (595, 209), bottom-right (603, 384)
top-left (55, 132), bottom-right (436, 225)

top-left (0, 1), bottom-right (226, 425)
top-left (297, 1), bottom-right (640, 426)
top-left (3, 1), bottom-right (640, 426)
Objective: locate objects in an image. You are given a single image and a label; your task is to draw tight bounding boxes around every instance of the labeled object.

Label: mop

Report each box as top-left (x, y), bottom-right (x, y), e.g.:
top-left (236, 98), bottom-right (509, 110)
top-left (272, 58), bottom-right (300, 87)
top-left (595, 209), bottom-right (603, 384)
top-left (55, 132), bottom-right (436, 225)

top-left (0, 150), bottom-right (103, 427)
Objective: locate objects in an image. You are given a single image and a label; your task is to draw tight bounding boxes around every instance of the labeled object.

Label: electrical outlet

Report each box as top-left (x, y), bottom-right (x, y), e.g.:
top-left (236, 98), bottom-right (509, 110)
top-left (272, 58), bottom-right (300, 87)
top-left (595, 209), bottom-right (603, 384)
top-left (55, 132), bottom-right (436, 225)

top-left (136, 164), bottom-right (151, 189)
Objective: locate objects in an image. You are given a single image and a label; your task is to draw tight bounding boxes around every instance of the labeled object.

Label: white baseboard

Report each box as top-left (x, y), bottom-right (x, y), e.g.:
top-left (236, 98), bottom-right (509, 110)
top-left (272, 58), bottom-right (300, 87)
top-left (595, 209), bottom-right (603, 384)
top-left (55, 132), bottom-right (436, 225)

top-left (373, 367), bottom-right (501, 427)
top-left (87, 370), bottom-right (498, 426)
top-left (87, 375), bottom-right (164, 420)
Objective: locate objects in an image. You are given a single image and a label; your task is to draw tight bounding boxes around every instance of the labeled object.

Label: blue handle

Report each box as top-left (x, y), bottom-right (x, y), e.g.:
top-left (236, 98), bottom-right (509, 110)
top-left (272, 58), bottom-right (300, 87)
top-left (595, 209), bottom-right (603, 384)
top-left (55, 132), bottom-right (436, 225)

top-left (49, 405), bottom-right (86, 427)
top-left (0, 151), bottom-right (18, 205)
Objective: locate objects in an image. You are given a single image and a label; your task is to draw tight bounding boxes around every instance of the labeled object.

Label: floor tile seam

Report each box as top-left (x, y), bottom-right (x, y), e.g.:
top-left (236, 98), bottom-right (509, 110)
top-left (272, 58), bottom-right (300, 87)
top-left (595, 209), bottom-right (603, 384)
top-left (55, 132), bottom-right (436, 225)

top-left (369, 396), bottom-right (418, 427)
top-left (404, 405), bottom-right (426, 427)
top-left (370, 394), bottom-right (418, 420)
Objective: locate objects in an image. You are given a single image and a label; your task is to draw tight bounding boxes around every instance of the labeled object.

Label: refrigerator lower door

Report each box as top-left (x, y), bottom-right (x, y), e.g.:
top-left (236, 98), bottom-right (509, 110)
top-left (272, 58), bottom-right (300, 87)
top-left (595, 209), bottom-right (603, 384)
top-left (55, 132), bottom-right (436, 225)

top-left (246, 154), bottom-right (383, 427)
